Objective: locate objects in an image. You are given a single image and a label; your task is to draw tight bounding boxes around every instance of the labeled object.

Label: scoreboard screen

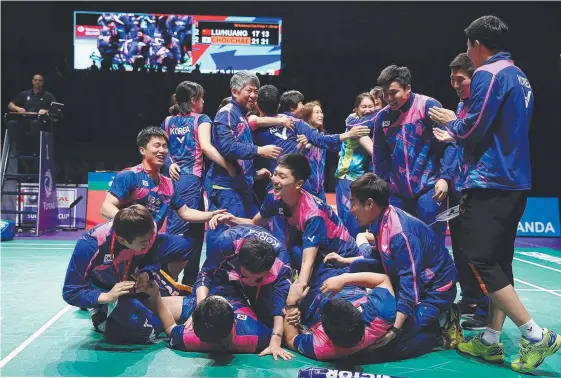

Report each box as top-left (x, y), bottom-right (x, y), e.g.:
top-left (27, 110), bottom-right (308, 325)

top-left (73, 11), bottom-right (283, 75)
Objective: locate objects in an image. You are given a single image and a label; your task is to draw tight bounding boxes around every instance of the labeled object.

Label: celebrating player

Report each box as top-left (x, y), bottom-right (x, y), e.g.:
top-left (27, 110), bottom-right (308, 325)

top-left (370, 65), bottom-right (457, 244)
top-left (429, 15), bottom-right (561, 372)
top-left (445, 53), bottom-right (489, 330)
top-left (139, 282), bottom-right (293, 359)
top-left (100, 126), bottom-right (225, 281)
top-left (193, 225), bottom-right (294, 359)
top-left (222, 154), bottom-right (369, 305)
top-left (63, 205), bottom-right (177, 344)
top-left (335, 92), bottom-right (382, 238)
top-left (161, 81), bottom-right (233, 285)
top-left (326, 173), bottom-right (461, 360)
top-left (283, 270), bottom-right (396, 361)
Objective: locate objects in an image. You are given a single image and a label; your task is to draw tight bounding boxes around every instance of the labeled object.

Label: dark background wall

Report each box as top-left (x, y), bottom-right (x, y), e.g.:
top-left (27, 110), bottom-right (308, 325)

top-left (2, 1), bottom-right (560, 196)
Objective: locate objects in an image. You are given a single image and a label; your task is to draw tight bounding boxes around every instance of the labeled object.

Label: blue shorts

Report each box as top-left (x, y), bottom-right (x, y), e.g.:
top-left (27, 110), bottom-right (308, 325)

top-left (166, 174), bottom-right (203, 236)
top-left (155, 233), bottom-right (194, 264)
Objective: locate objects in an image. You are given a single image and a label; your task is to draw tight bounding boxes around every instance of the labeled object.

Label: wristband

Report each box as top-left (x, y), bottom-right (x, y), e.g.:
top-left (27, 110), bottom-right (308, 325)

top-left (272, 331), bottom-right (282, 338)
top-left (390, 325), bottom-right (403, 335)
top-left (285, 303), bottom-right (299, 309)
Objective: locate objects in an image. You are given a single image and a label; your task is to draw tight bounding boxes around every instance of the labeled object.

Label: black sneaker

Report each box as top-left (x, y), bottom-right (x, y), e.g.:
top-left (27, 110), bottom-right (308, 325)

top-left (458, 300), bottom-right (477, 318)
top-left (88, 308), bottom-right (108, 333)
top-left (462, 314), bottom-right (487, 331)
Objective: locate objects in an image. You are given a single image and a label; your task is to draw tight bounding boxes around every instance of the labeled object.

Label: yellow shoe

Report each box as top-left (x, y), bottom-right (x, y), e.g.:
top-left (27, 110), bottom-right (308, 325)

top-left (442, 303), bottom-right (463, 349)
top-left (511, 329), bottom-right (561, 373)
top-left (458, 333), bottom-right (505, 364)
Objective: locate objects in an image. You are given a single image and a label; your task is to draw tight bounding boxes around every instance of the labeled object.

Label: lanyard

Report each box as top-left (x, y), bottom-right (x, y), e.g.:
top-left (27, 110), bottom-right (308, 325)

top-left (110, 233), bottom-right (131, 282)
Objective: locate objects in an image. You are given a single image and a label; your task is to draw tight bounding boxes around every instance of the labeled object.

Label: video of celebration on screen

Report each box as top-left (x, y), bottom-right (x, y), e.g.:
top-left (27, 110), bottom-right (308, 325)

top-left (74, 11), bottom-right (283, 75)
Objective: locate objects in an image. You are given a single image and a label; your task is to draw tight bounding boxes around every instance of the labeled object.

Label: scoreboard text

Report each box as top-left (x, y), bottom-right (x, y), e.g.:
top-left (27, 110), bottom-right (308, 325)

top-left (194, 21), bottom-right (280, 46)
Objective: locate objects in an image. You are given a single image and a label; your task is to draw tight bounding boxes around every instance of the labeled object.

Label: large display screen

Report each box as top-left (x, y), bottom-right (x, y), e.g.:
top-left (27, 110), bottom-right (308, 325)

top-left (74, 12), bottom-right (282, 75)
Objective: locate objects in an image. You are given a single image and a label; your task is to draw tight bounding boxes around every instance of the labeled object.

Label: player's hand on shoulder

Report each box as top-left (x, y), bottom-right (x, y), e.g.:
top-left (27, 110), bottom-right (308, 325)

top-left (278, 115), bottom-right (295, 130)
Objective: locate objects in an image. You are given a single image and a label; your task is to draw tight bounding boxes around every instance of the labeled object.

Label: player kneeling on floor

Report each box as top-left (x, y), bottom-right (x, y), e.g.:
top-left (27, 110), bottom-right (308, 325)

top-left (62, 205), bottom-right (190, 344)
top-left (324, 173), bottom-right (461, 360)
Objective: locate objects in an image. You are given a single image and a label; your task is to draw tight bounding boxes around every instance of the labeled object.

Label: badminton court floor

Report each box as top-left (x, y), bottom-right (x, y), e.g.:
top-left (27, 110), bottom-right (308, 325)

top-left (1, 238), bottom-right (560, 377)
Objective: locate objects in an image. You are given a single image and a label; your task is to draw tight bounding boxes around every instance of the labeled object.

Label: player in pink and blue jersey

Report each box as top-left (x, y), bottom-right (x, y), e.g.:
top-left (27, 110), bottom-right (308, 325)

top-left (324, 173), bottom-right (461, 360)
top-left (138, 283), bottom-right (292, 357)
top-left (283, 270), bottom-right (396, 361)
top-left (193, 225), bottom-right (295, 360)
top-left (101, 127), bottom-right (226, 282)
top-left (370, 65), bottom-right (457, 244)
top-left (161, 81), bottom-right (232, 285)
top-left (194, 225), bottom-right (292, 324)
top-left (301, 101), bottom-right (331, 201)
top-left (62, 206), bottom-right (180, 344)
top-left (222, 154), bottom-right (370, 309)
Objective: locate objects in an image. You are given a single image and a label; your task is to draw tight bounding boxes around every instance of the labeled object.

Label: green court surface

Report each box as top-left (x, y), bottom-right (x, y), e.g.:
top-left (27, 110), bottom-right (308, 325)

top-left (1, 239), bottom-right (560, 377)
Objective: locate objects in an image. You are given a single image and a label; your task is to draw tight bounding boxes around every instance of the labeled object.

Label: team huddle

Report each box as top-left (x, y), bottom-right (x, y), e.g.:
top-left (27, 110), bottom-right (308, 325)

top-left (63, 15), bottom-right (560, 373)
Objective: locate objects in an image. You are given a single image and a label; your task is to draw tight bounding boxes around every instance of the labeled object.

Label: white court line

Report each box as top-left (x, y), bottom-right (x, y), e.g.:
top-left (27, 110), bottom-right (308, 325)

top-left (2, 243), bottom-right (76, 246)
top-left (1, 247), bottom-right (74, 250)
top-left (513, 257), bottom-right (561, 274)
top-left (516, 288), bottom-right (561, 292)
top-left (514, 278), bottom-right (561, 298)
top-left (0, 305), bottom-right (72, 369)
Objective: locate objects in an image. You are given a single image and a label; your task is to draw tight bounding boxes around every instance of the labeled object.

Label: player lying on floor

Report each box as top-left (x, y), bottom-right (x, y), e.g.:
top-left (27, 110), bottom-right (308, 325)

top-left (282, 270), bottom-right (396, 361)
top-left (138, 282), bottom-right (293, 360)
top-left (323, 172), bottom-right (461, 360)
top-left (62, 205), bottom-right (186, 344)
top-left (216, 153), bottom-right (371, 309)
top-left (193, 225), bottom-right (294, 359)
top-left (100, 126), bottom-right (226, 282)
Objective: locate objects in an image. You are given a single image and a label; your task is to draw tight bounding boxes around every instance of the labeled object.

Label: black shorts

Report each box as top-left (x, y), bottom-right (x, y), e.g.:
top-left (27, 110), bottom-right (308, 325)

top-left (455, 189), bottom-right (528, 294)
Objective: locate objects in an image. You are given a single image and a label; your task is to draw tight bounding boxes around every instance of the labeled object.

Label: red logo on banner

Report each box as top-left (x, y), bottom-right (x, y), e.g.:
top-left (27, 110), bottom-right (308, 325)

top-left (76, 25), bottom-right (102, 38)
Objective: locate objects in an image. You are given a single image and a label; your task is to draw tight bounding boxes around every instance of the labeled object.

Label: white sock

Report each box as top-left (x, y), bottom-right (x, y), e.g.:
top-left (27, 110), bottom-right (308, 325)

top-left (481, 327), bottom-right (501, 345)
top-left (519, 319), bottom-right (543, 342)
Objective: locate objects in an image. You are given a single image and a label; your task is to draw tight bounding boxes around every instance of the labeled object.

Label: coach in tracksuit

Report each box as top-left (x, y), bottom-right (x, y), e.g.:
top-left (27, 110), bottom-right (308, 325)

top-left (430, 15), bottom-right (560, 373)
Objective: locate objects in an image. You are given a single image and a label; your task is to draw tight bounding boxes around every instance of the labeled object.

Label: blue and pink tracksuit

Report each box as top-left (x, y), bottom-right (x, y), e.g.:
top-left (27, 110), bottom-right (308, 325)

top-left (335, 112), bottom-right (379, 238)
top-left (161, 112), bottom-right (212, 284)
top-left (351, 205), bottom-right (457, 360)
top-left (445, 52), bottom-right (532, 191)
top-left (194, 225), bottom-right (292, 327)
top-left (170, 293), bottom-right (272, 353)
top-left (371, 93), bottom-right (457, 244)
top-left (206, 99), bottom-right (260, 248)
top-left (62, 221), bottom-right (190, 343)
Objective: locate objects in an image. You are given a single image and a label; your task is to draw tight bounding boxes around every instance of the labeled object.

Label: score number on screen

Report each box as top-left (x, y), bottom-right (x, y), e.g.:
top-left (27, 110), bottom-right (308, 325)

top-left (193, 21), bottom-right (280, 46)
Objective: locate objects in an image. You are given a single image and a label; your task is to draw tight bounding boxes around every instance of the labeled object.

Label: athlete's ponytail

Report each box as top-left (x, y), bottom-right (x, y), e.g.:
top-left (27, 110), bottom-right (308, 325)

top-left (170, 81), bottom-right (205, 116)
